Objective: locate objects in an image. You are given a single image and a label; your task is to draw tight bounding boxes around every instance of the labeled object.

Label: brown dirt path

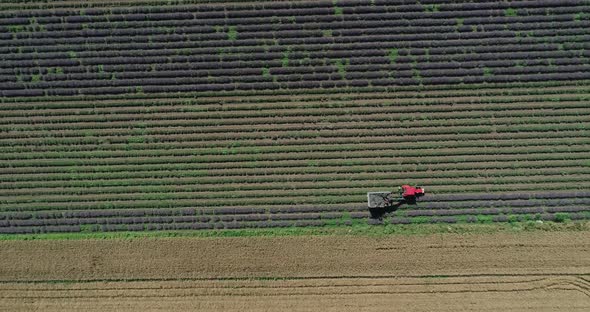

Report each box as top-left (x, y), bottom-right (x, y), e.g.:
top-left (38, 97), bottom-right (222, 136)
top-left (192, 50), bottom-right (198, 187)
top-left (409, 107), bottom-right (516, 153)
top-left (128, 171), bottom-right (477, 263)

top-left (0, 231), bottom-right (589, 311)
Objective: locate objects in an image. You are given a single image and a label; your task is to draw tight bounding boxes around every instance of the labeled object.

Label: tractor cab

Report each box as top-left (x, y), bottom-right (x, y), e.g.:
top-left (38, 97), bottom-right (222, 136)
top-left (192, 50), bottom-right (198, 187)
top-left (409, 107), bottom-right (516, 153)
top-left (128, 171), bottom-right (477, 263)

top-left (399, 185), bottom-right (425, 200)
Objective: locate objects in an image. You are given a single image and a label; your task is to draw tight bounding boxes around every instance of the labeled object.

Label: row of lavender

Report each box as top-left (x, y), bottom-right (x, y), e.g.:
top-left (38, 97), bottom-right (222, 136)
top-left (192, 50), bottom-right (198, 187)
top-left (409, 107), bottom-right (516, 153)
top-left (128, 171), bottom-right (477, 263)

top-left (3, 49), bottom-right (589, 74)
top-left (1, 17), bottom-right (586, 45)
top-left (5, 72), bottom-right (590, 97)
top-left (3, 57), bottom-right (590, 84)
top-left (0, 191), bottom-right (588, 233)
top-left (2, 0), bottom-right (584, 13)
top-left (0, 0), bottom-right (589, 97)
top-left (2, 2), bottom-right (586, 30)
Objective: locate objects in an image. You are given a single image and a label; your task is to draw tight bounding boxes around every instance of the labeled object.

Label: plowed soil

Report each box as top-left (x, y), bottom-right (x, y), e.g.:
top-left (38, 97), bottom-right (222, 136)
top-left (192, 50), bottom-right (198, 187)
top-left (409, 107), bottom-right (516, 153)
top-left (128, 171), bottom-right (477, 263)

top-left (1, 231), bottom-right (589, 311)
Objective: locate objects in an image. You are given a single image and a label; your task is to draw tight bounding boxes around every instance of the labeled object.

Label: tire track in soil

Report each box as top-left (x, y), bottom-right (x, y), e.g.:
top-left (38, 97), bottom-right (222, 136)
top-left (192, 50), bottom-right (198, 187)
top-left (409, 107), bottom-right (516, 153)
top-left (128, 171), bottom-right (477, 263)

top-left (1, 275), bottom-right (590, 296)
top-left (1, 275), bottom-right (589, 311)
top-left (0, 231), bottom-right (589, 311)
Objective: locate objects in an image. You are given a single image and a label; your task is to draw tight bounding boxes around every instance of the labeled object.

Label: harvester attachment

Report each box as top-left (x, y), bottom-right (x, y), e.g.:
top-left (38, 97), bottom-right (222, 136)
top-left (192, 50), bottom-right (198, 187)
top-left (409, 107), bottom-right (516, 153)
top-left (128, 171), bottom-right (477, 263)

top-left (367, 191), bottom-right (394, 209)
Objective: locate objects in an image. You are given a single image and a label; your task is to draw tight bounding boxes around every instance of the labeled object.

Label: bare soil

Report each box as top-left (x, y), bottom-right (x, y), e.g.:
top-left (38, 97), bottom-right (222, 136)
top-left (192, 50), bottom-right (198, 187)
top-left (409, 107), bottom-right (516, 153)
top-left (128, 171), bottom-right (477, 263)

top-left (0, 231), bottom-right (589, 311)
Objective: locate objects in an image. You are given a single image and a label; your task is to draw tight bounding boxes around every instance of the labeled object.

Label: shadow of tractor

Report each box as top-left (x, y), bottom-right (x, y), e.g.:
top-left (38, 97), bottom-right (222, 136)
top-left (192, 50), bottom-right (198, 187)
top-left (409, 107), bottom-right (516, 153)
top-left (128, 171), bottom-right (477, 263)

top-left (369, 197), bottom-right (419, 219)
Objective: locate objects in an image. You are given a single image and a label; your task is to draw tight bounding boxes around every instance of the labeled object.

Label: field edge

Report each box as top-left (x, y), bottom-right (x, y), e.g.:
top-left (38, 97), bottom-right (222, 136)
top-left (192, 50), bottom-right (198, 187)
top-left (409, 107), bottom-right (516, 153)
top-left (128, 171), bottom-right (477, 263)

top-left (0, 220), bottom-right (588, 241)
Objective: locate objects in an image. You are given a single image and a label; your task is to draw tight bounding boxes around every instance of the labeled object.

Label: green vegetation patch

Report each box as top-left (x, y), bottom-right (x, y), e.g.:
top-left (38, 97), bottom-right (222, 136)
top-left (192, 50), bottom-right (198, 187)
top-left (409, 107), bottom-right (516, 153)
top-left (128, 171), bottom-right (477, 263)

top-left (388, 48), bottom-right (399, 63)
top-left (261, 66), bottom-right (271, 78)
top-left (227, 26), bottom-right (238, 41)
top-left (1, 221), bottom-right (588, 241)
top-left (423, 4), bottom-right (440, 13)
top-left (505, 8), bottom-right (517, 17)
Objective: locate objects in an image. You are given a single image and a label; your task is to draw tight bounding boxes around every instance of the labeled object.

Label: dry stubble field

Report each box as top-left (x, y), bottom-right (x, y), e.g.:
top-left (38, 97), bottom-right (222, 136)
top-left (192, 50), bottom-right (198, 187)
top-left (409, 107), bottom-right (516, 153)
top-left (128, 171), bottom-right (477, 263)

top-left (0, 230), bottom-right (589, 311)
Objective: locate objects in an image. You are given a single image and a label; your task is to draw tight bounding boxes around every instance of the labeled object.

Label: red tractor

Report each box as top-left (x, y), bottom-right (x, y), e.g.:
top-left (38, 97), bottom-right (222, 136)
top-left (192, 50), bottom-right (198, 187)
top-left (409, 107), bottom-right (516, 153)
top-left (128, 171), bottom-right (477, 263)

top-left (399, 185), bottom-right (425, 201)
top-left (367, 185), bottom-right (425, 209)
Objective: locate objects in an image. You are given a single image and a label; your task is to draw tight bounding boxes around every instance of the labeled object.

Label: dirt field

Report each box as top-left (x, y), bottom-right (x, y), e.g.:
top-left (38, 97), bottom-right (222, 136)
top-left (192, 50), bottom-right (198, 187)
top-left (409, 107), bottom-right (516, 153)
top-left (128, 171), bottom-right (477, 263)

top-left (0, 231), bottom-right (589, 311)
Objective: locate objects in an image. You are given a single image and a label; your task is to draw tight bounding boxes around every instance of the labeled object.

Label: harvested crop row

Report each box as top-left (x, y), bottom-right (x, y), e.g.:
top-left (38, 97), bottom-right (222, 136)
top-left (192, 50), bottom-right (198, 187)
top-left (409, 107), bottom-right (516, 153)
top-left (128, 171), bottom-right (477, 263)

top-left (2, 96), bottom-right (589, 125)
top-left (2, 81), bottom-right (588, 111)
top-left (3, 104), bottom-right (587, 128)
top-left (2, 167), bottom-right (588, 193)
top-left (20, 144), bottom-right (583, 162)
top-left (1, 155), bottom-right (585, 178)
top-left (3, 137), bottom-right (588, 161)
top-left (2, 129), bottom-right (588, 154)
top-left (2, 158), bottom-right (585, 183)
top-left (2, 80), bottom-right (586, 108)
top-left (1, 113), bottom-right (587, 142)
top-left (2, 151), bottom-right (587, 174)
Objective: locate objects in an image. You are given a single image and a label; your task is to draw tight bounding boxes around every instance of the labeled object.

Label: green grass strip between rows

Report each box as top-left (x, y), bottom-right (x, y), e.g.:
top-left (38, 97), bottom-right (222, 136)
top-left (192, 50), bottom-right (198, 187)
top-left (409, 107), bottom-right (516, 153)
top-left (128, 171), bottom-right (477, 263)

top-left (1, 220), bottom-right (588, 241)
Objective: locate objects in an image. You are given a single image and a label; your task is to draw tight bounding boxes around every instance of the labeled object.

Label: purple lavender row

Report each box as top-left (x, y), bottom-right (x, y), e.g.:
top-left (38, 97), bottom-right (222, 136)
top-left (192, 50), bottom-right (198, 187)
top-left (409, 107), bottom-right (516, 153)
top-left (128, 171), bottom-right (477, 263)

top-left (0, 12), bottom-right (582, 41)
top-left (422, 191), bottom-right (590, 202)
top-left (4, 31), bottom-right (586, 66)
top-left (0, 208), bottom-right (199, 221)
top-left (0, 0), bottom-right (582, 20)
top-left (0, 211), bottom-right (368, 227)
top-left (6, 71), bottom-right (590, 97)
top-left (0, 204), bottom-right (366, 220)
top-left (1, 15), bottom-right (584, 52)
top-left (416, 198), bottom-right (590, 210)
top-left (0, 225), bottom-right (80, 234)
top-left (90, 220), bottom-right (331, 232)
top-left (387, 212), bottom-right (590, 225)
top-left (406, 206), bottom-right (590, 217)
top-left (2, 12), bottom-right (583, 45)
top-left (1, 21), bottom-right (585, 60)
top-left (4, 62), bottom-right (590, 93)
top-left (0, 219), bottom-right (334, 234)
top-left (4, 55), bottom-right (588, 82)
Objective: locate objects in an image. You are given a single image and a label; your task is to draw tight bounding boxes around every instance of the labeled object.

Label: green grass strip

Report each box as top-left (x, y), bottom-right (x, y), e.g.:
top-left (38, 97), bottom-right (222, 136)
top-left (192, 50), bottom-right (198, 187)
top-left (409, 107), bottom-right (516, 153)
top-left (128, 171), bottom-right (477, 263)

top-left (0, 220), bottom-right (588, 241)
